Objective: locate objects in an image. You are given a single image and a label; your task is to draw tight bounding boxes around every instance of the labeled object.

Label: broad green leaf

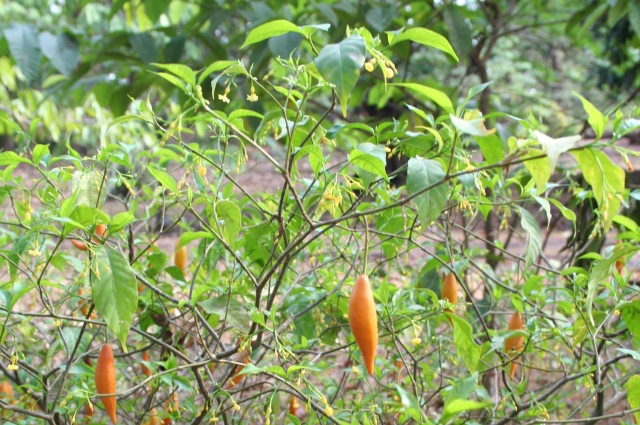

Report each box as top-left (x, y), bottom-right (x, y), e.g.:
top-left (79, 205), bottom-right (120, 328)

top-left (199, 295), bottom-right (251, 334)
top-left (572, 148), bottom-right (625, 232)
top-left (109, 211), bottom-right (134, 233)
top-left (626, 375), bottom-right (640, 424)
top-left (153, 72), bottom-right (186, 92)
top-left (215, 201), bottom-right (242, 250)
top-left (4, 23), bottom-right (41, 84)
top-left (574, 93), bottom-right (607, 140)
top-left (349, 143), bottom-right (388, 182)
top-left (295, 145), bottom-right (324, 176)
top-left (621, 301), bottom-right (640, 344)
top-left (630, 1), bottom-right (640, 40)
top-left (389, 27), bottom-right (458, 61)
top-left (178, 231), bottom-right (213, 248)
top-left (106, 115), bottom-right (142, 131)
top-left (443, 399), bottom-right (487, 418)
top-left (0, 151), bottom-right (33, 166)
top-left (585, 247), bottom-right (637, 325)
top-left (442, 4), bottom-right (471, 61)
top-left (533, 130), bottom-right (580, 171)
top-left (475, 134), bottom-right (504, 164)
top-left (394, 384), bottom-right (423, 421)
top-left (38, 32), bottom-right (80, 76)
top-left (228, 109), bottom-right (264, 121)
top-left (90, 246), bottom-right (138, 351)
top-left (548, 198), bottom-right (576, 229)
top-left (129, 32), bottom-right (158, 64)
top-left (523, 149), bottom-right (550, 195)
top-left (314, 35), bottom-right (366, 117)
top-left (32, 144), bottom-right (50, 166)
top-left (572, 311), bottom-right (606, 348)
top-left (198, 60), bottom-right (237, 85)
top-left (72, 171), bottom-right (107, 209)
top-left (152, 63), bottom-right (196, 88)
top-left (450, 315), bottom-right (481, 374)
top-left (241, 20), bottom-right (306, 49)
top-left (393, 83), bottom-right (454, 114)
top-left (406, 158), bottom-right (448, 226)
top-left (147, 166), bottom-right (178, 194)
top-left (450, 114), bottom-right (495, 136)
top-left (518, 207), bottom-right (542, 268)
top-left (613, 215), bottom-right (640, 236)
top-left (325, 122), bottom-right (374, 139)
top-left (444, 374), bottom-right (478, 403)
top-left (69, 205), bottom-right (109, 227)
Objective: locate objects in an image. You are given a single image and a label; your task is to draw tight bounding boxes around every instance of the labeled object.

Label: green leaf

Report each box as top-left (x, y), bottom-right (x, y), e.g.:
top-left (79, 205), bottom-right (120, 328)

top-left (106, 114), bottom-right (142, 131)
top-left (109, 211), bottom-right (134, 233)
top-left (450, 315), bottom-right (481, 374)
top-left (574, 93), bottom-right (607, 140)
top-left (214, 201), bottom-right (242, 250)
top-left (241, 20), bottom-right (306, 49)
top-left (152, 63), bottom-right (196, 89)
top-left (199, 295), bottom-right (251, 334)
top-left (572, 148), bottom-right (625, 232)
top-left (314, 35), bottom-right (366, 117)
top-left (585, 246), bottom-right (637, 325)
top-left (450, 114), bottom-right (495, 136)
top-left (0, 151), bottom-right (32, 166)
top-left (294, 145), bottom-right (324, 177)
top-left (613, 215), bottom-right (640, 236)
top-left (72, 171), bottom-right (107, 209)
top-left (523, 148), bottom-right (550, 195)
top-left (228, 109), bottom-right (264, 121)
top-left (4, 23), bottom-right (41, 84)
top-left (621, 301), bottom-right (640, 344)
top-left (90, 246), bottom-right (138, 351)
top-left (548, 198), bottom-right (576, 229)
top-left (198, 61), bottom-right (237, 85)
top-left (394, 384), bottom-right (423, 421)
top-left (153, 72), bottom-right (186, 92)
top-left (518, 207), bottom-right (542, 268)
top-left (178, 231), bottom-right (213, 248)
top-left (388, 27), bottom-right (458, 61)
top-left (442, 4), bottom-right (471, 61)
top-left (533, 130), bottom-right (580, 172)
top-left (349, 143), bottom-right (388, 182)
top-left (392, 83), bottom-right (453, 114)
top-left (443, 399), bottom-right (488, 418)
top-left (129, 32), bottom-right (157, 64)
top-left (147, 166), bottom-right (178, 194)
top-left (475, 134), bottom-right (504, 164)
top-left (38, 32), bottom-right (79, 77)
top-left (406, 158), bottom-right (448, 226)
top-left (626, 375), bottom-right (640, 424)
top-left (32, 144), bottom-right (50, 166)
top-left (630, 1), bottom-right (640, 40)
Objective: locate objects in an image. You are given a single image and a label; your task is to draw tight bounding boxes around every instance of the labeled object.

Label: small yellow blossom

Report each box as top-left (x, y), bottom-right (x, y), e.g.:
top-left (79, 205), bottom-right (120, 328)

top-left (384, 67), bottom-right (394, 79)
top-left (218, 86), bottom-right (231, 103)
top-left (25, 211), bottom-right (31, 221)
top-left (365, 61), bottom-right (374, 72)
top-left (197, 165), bottom-right (206, 176)
top-left (247, 85), bottom-right (258, 102)
top-left (324, 405), bottom-right (334, 417)
top-left (412, 337), bottom-right (421, 346)
top-left (7, 363), bottom-right (18, 371)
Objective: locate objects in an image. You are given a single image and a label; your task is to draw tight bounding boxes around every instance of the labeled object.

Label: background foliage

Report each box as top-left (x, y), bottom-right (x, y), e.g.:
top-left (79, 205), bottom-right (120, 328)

top-left (1, 1), bottom-right (640, 425)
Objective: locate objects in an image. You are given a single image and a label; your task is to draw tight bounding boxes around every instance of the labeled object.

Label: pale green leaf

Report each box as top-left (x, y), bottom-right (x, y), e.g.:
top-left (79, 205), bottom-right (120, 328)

top-left (241, 20), bottom-right (306, 49)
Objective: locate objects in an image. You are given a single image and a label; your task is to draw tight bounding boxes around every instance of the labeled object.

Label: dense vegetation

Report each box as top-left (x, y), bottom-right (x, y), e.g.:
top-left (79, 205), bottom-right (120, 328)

top-left (1, 1), bottom-right (640, 424)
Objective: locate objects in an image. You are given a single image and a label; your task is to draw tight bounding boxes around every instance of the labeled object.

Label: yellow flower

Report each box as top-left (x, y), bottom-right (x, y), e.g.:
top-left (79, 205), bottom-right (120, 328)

top-left (218, 86), bottom-right (231, 103)
top-left (411, 337), bottom-right (421, 346)
top-left (247, 85), bottom-right (258, 102)
top-left (365, 61), bottom-right (374, 72)
top-left (28, 248), bottom-right (41, 257)
top-left (7, 363), bottom-right (18, 371)
top-left (197, 165), bottom-right (206, 176)
top-left (324, 405), bottom-right (334, 417)
top-left (384, 67), bottom-right (394, 79)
